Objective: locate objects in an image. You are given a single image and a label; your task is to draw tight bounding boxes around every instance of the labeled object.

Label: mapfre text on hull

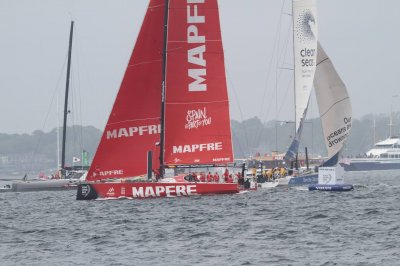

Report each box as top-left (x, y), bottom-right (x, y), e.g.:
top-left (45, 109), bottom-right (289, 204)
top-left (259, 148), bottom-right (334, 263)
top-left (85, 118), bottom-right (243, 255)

top-left (77, 182), bottom-right (240, 200)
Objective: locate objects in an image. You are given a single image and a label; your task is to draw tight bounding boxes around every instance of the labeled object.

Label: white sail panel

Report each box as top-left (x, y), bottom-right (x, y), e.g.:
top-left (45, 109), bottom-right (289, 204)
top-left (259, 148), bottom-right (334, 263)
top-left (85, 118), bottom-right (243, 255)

top-left (293, 0), bottom-right (318, 130)
top-left (286, 0), bottom-right (318, 161)
top-left (314, 42), bottom-right (352, 161)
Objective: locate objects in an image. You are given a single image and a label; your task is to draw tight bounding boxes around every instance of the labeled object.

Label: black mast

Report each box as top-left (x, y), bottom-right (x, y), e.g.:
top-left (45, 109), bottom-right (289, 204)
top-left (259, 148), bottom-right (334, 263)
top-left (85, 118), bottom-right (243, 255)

top-left (61, 21), bottom-right (74, 176)
top-left (159, 0), bottom-right (169, 178)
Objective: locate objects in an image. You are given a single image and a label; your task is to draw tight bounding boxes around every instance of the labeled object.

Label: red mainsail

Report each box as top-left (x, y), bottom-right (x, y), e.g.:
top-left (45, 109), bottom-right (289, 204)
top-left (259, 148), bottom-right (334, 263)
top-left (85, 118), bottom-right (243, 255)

top-left (87, 0), bottom-right (164, 181)
top-left (163, 0), bottom-right (233, 166)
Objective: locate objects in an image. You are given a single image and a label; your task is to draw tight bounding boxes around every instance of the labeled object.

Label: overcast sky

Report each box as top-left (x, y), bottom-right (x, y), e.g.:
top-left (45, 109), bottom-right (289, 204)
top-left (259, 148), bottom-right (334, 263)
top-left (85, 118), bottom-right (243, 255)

top-left (1, 0), bottom-right (400, 134)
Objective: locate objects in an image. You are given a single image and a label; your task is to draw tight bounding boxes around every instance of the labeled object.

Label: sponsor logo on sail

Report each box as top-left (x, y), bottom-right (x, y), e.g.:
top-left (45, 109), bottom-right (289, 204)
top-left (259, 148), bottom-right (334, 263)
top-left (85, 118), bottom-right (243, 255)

top-left (106, 124), bottom-right (161, 140)
top-left (295, 7), bottom-right (317, 67)
top-left (326, 117), bottom-right (352, 148)
top-left (187, 0), bottom-right (207, 92)
top-left (95, 169), bottom-right (124, 177)
top-left (173, 142), bottom-right (222, 154)
top-left (185, 107), bottom-right (212, 129)
top-left (212, 157), bottom-right (231, 162)
top-left (295, 9), bottom-right (316, 43)
top-left (173, 158), bottom-right (182, 163)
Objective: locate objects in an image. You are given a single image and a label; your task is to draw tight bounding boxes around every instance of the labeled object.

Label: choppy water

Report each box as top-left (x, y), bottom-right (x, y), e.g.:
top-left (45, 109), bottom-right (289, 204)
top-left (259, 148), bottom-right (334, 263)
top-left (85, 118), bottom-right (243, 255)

top-left (1, 171), bottom-right (400, 266)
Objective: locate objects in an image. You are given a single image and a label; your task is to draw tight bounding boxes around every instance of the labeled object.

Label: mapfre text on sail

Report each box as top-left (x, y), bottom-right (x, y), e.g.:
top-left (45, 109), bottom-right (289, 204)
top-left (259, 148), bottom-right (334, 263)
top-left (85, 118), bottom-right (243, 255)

top-left (187, 0), bottom-right (207, 92)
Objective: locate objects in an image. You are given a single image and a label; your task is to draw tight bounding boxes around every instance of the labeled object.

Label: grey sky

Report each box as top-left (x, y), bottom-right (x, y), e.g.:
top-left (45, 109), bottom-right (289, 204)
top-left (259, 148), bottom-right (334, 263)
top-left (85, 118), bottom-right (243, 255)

top-left (1, 0), bottom-right (400, 134)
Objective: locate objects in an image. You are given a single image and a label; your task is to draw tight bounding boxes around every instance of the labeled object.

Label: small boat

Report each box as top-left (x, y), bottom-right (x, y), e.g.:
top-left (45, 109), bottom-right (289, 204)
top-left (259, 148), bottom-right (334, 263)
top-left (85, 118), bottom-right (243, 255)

top-left (340, 136), bottom-right (400, 171)
top-left (5, 167), bottom-right (87, 192)
top-left (77, 0), bottom-right (255, 200)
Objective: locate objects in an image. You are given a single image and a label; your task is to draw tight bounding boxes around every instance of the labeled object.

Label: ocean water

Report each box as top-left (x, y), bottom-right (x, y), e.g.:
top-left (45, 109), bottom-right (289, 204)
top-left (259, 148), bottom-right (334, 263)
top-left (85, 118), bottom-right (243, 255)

top-left (1, 171), bottom-right (399, 266)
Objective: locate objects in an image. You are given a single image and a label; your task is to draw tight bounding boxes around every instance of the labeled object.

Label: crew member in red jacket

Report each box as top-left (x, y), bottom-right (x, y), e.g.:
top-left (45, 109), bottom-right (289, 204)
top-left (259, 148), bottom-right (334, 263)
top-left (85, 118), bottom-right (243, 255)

top-left (223, 168), bottom-right (229, 182)
top-left (206, 172), bottom-right (212, 182)
top-left (213, 172), bottom-right (220, 183)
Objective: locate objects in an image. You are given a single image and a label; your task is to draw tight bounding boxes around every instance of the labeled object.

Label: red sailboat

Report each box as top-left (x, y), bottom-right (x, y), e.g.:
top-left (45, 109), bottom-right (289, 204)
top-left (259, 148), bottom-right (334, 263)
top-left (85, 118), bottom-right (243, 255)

top-left (77, 0), bottom-right (252, 200)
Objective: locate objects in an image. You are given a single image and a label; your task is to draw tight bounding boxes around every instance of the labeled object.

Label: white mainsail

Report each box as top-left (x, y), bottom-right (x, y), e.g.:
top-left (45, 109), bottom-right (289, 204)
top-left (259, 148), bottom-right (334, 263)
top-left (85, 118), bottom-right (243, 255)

top-left (286, 0), bottom-right (318, 161)
top-left (314, 42), bottom-right (352, 166)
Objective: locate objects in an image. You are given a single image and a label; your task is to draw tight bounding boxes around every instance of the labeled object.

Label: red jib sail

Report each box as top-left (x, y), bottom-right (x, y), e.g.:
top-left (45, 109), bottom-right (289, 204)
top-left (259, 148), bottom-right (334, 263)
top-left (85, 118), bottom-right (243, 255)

top-left (163, 0), bottom-right (234, 166)
top-left (87, 0), bottom-right (164, 181)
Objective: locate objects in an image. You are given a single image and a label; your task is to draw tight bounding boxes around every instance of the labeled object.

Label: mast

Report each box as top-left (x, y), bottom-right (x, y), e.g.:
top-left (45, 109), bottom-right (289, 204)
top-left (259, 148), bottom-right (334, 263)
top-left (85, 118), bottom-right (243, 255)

top-left (61, 21), bottom-right (74, 176)
top-left (159, 0), bottom-right (169, 178)
top-left (291, 0), bottom-right (297, 148)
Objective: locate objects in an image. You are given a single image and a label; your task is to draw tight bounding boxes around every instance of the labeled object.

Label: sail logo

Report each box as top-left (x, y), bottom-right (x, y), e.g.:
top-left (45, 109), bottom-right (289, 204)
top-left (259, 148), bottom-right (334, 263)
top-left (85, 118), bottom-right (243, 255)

top-left (187, 0), bottom-right (207, 92)
top-left (98, 169), bottom-right (124, 176)
top-left (327, 125), bottom-right (349, 148)
top-left (106, 124), bottom-right (161, 139)
top-left (173, 142), bottom-right (222, 154)
top-left (212, 157), bottom-right (231, 162)
top-left (295, 9), bottom-right (316, 43)
top-left (185, 107), bottom-right (212, 129)
top-left (326, 117), bottom-right (352, 148)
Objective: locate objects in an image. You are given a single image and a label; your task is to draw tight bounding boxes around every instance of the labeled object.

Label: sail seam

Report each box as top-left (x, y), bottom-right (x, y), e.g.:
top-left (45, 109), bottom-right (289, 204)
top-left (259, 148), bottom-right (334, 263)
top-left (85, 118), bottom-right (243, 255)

top-left (107, 117), bottom-right (161, 126)
top-left (128, 59), bottom-right (162, 67)
top-left (168, 39), bottom-right (221, 43)
top-left (316, 57), bottom-right (329, 66)
top-left (166, 100), bottom-right (229, 105)
top-left (319, 97), bottom-right (350, 118)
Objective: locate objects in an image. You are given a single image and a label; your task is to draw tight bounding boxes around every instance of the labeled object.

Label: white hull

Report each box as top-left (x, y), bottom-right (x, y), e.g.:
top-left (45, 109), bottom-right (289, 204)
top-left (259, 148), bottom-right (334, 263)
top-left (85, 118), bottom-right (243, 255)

top-left (9, 179), bottom-right (80, 192)
top-left (257, 180), bottom-right (279, 189)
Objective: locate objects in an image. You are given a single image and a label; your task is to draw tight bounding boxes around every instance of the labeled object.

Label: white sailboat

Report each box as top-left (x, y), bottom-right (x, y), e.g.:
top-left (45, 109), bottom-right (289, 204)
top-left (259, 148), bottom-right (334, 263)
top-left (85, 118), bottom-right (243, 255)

top-left (256, 0), bottom-right (319, 187)
top-left (275, 0), bottom-right (353, 186)
top-left (282, 41), bottom-right (353, 186)
top-left (77, 0), bottom-right (256, 200)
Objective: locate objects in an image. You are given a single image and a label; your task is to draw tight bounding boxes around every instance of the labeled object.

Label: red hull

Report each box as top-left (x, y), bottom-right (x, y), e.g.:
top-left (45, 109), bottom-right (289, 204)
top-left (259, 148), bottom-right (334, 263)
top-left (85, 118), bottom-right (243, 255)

top-left (77, 182), bottom-right (242, 200)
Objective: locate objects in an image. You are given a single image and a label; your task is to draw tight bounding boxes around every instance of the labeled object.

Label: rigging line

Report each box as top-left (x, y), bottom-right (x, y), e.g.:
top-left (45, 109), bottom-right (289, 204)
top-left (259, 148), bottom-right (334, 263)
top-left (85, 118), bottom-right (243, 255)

top-left (72, 23), bottom-right (96, 142)
top-left (276, 75), bottom-right (294, 117)
top-left (27, 52), bottom-right (69, 176)
top-left (274, 24), bottom-right (293, 119)
top-left (231, 130), bottom-right (245, 159)
top-left (266, 18), bottom-right (293, 124)
top-left (254, 1), bottom-right (285, 148)
top-left (74, 30), bottom-right (85, 158)
top-left (225, 68), bottom-right (250, 156)
top-left (70, 64), bottom-right (77, 163)
top-left (252, 0), bottom-right (288, 150)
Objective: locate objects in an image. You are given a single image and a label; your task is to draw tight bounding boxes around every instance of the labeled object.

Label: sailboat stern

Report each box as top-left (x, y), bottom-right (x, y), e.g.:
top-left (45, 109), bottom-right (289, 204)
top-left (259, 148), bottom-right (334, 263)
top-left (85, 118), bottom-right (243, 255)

top-left (76, 183), bottom-right (98, 200)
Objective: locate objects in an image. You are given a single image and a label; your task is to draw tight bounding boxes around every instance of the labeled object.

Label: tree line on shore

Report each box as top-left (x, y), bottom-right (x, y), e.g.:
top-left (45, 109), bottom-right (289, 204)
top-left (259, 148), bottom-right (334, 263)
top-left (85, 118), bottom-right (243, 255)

top-left (0, 112), bottom-right (398, 168)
